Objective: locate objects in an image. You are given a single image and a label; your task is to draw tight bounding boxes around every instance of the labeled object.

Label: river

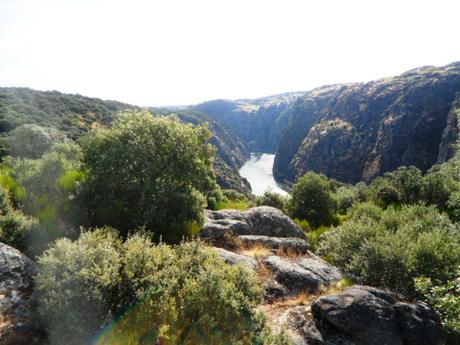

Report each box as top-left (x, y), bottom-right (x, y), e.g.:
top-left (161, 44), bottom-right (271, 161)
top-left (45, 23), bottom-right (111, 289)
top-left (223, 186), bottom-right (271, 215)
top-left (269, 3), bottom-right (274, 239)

top-left (238, 152), bottom-right (289, 196)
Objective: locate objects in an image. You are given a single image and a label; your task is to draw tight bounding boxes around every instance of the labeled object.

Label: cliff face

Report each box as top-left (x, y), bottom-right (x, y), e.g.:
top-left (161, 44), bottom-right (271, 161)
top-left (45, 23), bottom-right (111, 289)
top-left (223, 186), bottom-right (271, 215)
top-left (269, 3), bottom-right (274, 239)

top-left (274, 63), bottom-right (460, 184)
top-left (191, 92), bottom-right (303, 152)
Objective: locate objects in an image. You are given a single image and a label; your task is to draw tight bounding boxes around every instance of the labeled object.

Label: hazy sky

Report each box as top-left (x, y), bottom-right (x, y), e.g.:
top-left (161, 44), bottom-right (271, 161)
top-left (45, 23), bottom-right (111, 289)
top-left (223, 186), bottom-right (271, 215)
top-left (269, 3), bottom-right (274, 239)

top-left (1, 0), bottom-right (460, 106)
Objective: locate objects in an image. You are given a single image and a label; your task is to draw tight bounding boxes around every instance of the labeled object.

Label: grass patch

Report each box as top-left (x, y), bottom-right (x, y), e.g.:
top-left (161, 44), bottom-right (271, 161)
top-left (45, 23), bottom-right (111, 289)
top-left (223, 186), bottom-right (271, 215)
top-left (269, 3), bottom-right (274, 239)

top-left (241, 244), bottom-right (272, 258)
top-left (216, 200), bottom-right (252, 210)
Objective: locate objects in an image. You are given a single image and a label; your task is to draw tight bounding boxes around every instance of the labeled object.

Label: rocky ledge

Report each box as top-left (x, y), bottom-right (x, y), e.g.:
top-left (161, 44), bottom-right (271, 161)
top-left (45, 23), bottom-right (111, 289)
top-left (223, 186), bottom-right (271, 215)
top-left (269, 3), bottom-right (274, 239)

top-left (202, 206), bottom-right (445, 345)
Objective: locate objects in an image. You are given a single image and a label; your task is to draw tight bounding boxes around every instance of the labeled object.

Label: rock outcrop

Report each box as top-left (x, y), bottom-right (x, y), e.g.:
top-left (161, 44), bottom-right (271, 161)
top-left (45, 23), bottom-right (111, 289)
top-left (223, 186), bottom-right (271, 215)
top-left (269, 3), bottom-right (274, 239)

top-left (271, 285), bottom-right (444, 345)
top-left (274, 62), bottom-right (460, 183)
top-left (264, 254), bottom-right (342, 295)
top-left (214, 247), bottom-right (257, 271)
top-left (201, 206), bottom-right (307, 243)
top-left (238, 235), bottom-right (309, 253)
top-left (0, 242), bottom-right (38, 345)
top-left (204, 207), bottom-right (446, 345)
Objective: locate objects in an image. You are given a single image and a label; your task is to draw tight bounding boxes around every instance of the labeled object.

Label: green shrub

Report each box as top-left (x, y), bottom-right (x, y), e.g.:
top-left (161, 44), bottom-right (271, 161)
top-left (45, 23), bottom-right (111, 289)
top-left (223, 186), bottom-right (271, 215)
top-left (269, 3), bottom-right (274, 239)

top-left (6, 124), bottom-right (65, 159)
top-left (415, 267), bottom-right (460, 341)
top-left (369, 166), bottom-right (424, 207)
top-left (287, 172), bottom-right (337, 228)
top-left (333, 185), bottom-right (360, 214)
top-left (216, 189), bottom-right (254, 210)
top-left (35, 229), bottom-right (286, 345)
top-left (80, 111), bottom-right (220, 241)
top-left (306, 225), bottom-right (329, 252)
top-left (255, 188), bottom-right (288, 211)
top-left (319, 204), bottom-right (460, 295)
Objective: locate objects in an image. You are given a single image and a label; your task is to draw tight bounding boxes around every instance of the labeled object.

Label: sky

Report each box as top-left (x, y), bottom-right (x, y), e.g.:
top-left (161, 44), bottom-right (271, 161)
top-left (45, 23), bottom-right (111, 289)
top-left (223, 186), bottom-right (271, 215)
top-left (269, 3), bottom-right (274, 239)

top-left (1, 0), bottom-right (460, 107)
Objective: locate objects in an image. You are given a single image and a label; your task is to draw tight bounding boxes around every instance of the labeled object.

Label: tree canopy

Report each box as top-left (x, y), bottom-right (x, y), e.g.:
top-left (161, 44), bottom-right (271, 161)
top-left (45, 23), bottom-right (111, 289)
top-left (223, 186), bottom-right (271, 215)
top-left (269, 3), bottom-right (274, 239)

top-left (80, 111), bottom-right (220, 240)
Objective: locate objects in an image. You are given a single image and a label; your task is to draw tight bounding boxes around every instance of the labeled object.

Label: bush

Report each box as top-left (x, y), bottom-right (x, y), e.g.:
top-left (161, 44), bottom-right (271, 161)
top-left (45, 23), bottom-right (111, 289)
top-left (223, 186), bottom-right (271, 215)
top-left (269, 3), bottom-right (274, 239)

top-left (80, 111), bottom-right (220, 241)
top-left (369, 166), bottom-right (423, 207)
top-left (287, 172), bottom-right (337, 228)
top-left (319, 204), bottom-right (460, 295)
top-left (216, 189), bottom-right (254, 210)
top-left (6, 124), bottom-right (65, 159)
top-left (415, 267), bottom-right (460, 342)
top-left (255, 188), bottom-right (288, 211)
top-left (35, 229), bottom-right (287, 345)
top-left (333, 185), bottom-right (360, 214)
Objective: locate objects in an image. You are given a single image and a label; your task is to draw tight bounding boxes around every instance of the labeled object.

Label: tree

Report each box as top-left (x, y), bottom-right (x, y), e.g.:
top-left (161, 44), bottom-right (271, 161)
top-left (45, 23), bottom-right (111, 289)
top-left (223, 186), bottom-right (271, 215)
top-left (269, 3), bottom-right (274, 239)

top-left (6, 124), bottom-right (65, 159)
top-left (34, 229), bottom-right (288, 345)
top-left (369, 166), bottom-right (423, 207)
top-left (80, 111), bottom-right (220, 240)
top-left (287, 172), bottom-right (337, 227)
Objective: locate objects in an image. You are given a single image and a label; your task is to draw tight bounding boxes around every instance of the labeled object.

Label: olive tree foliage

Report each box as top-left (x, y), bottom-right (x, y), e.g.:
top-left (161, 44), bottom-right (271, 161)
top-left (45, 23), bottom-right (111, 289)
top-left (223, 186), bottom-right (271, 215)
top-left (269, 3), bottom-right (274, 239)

top-left (80, 111), bottom-right (221, 240)
top-left (6, 124), bottom-right (66, 159)
top-left (287, 172), bottom-right (337, 228)
top-left (34, 228), bottom-right (289, 345)
top-left (319, 203), bottom-right (460, 296)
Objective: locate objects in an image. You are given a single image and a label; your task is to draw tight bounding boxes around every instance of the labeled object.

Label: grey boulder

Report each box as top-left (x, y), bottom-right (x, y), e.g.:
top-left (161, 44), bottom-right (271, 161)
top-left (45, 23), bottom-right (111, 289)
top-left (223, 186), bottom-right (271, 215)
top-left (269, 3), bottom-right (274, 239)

top-left (238, 235), bottom-right (309, 253)
top-left (0, 242), bottom-right (38, 345)
top-left (310, 285), bottom-right (444, 345)
top-left (264, 253), bottom-right (342, 294)
top-left (201, 206), bottom-right (306, 242)
top-left (213, 247), bottom-right (257, 271)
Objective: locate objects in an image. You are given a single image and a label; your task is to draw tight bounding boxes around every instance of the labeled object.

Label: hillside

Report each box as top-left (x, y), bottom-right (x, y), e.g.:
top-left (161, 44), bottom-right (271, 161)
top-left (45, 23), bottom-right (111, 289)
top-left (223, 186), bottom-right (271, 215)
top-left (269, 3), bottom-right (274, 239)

top-left (0, 87), bottom-right (251, 193)
top-left (273, 62), bottom-right (460, 183)
top-left (191, 92), bottom-right (304, 152)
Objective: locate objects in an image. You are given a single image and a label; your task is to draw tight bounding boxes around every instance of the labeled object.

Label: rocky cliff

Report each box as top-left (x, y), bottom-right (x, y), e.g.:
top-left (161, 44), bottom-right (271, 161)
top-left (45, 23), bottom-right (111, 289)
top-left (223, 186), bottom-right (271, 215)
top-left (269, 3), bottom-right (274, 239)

top-left (274, 63), bottom-right (460, 183)
top-left (191, 92), bottom-right (304, 152)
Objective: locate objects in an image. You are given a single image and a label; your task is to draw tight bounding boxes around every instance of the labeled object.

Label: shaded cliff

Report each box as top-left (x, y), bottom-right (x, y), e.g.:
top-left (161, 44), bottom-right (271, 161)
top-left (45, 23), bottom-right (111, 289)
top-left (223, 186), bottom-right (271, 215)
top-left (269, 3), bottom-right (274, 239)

top-left (274, 62), bottom-right (460, 184)
top-left (191, 92), bottom-right (303, 152)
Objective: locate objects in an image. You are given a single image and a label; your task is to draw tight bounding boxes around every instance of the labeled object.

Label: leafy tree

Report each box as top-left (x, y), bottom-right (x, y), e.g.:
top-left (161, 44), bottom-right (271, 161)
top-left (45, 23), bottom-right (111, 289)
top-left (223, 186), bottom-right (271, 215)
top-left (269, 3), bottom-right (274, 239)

top-left (80, 111), bottom-right (220, 240)
top-left (34, 229), bottom-right (288, 345)
top-left (421, 166), bottom-right (459, 212)
top-left (369, 166), bottom-right (424, 207)
top-left (6, 124), bottom-right (65, 159)
top-left (319, 203), bottom-right (460, 295)
top-left (287, 172), bottom-right (337, 227)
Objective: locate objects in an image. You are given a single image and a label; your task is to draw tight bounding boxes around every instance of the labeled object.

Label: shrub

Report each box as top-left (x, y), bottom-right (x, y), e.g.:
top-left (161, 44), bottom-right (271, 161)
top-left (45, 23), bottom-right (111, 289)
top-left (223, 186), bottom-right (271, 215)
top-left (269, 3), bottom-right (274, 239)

top-left (415, 267), bottom-right (460, 342)
top-left (80, 111), bottom-right (220, 241)
top-left (6, 124), bottom-right (65, 159)
top-left (35, 229), bottom-right (286, 345)
top-left (255, 188), bottom-right (288, 211)
top-left (319, 204), bottom-right (460, 295)
top-left (369, 166), bottom-right (423, 207)
top-left (287, 172), bottom-right (337, 228)
top-left (333, 185), bottom-right (360, 214)
top-left (216, 189), bottom-right (254, 210)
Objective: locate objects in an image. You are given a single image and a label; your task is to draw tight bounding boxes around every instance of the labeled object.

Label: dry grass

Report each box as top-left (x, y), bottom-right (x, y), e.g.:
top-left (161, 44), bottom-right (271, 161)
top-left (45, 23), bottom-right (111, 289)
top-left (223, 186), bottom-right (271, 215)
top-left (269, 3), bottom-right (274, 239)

top-left (240, 244), bottom-right (272, 258)
top-left (274, 246), bottom-right (305, 259)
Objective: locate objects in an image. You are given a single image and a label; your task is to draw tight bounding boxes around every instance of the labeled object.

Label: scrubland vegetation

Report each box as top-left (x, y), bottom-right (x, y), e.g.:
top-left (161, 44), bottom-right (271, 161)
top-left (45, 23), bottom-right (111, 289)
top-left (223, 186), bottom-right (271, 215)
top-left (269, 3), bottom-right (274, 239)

top-left (0, 107), bottom-right (459, 343)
